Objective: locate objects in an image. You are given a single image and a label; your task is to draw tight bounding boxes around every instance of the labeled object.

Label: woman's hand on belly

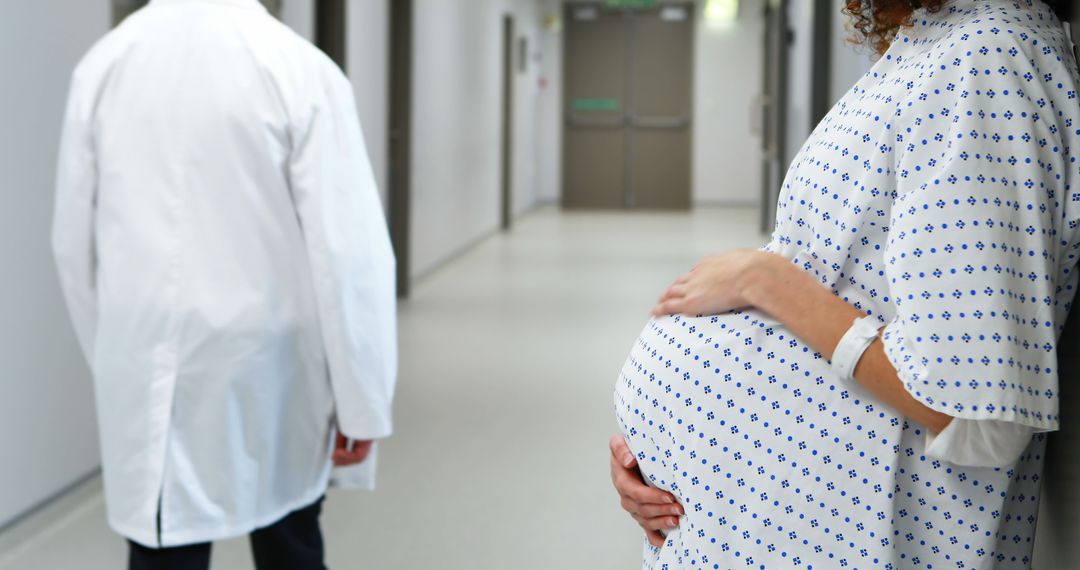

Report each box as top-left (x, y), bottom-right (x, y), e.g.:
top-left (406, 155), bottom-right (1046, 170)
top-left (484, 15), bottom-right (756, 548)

top-left (652, 249), bottom-right (767, 317)
top-left (609, 435), bottom-right (683, 547)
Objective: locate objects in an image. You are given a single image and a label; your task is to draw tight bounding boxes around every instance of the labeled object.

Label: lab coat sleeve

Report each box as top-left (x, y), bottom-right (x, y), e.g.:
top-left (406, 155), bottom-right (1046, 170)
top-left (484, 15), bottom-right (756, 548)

top-left (288, 69), bottom-right (398, 442)
top-left (51, 70), bottom-right (99, 365)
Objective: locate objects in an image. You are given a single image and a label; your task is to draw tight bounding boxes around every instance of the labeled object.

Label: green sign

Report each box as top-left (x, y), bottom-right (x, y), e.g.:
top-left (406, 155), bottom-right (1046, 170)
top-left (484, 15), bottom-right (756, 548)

top-left (573, 98), bottom-right (620, 112)
top-left (604, 0), bottom-right (658, 8)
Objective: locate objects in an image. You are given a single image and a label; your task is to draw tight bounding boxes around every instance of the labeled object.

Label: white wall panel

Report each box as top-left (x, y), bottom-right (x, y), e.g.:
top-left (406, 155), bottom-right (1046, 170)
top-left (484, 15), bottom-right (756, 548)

top-left (511, 0), bottom-right (544, 217)
top-left (346, 0), bottom-right (390, 208)
top-left (410, 0), bottom-right (543, 277)
top-left (784, 0), bottom-right (814, 169)
top-left (0, 0), bottom-right (111, 529)
top-left (281, 0), bottom-right (314, 39)
top-left (692, 0), bottom-right (765, 205)
top-left (536, 0), bottom-right (563, 204)
top-left (829, 2), bottom-right (873, 105)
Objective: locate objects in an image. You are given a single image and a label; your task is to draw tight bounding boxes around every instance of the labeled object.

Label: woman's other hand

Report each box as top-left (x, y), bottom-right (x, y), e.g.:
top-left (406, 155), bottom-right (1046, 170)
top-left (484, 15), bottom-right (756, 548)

top-left (609, 434), bottom-right (683, 547)
top-left (652, 249), bottom-right (775, 317)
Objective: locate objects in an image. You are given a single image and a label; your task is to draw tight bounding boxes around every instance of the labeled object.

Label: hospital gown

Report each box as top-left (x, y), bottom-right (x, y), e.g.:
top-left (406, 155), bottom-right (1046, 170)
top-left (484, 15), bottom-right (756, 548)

top-left (615, 1), bottom-right (1080, 568)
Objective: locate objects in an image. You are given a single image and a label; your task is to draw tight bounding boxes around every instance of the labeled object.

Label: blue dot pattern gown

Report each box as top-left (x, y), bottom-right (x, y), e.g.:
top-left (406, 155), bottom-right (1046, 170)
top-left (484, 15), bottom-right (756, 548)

top-left (614, 1), bottom-right (1080, 568)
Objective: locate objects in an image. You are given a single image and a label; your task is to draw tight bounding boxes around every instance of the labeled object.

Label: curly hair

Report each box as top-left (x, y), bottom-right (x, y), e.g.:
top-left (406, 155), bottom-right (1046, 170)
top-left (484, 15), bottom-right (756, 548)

top-left (845, 0), bottom-right (1070, 55)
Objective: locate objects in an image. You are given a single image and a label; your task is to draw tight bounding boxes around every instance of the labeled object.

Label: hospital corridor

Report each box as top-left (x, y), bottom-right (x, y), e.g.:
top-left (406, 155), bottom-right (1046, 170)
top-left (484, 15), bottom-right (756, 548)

top-left (4, 1), bottom-right (1080, 569)
top-left (1, 207), bottom-right (760, 569)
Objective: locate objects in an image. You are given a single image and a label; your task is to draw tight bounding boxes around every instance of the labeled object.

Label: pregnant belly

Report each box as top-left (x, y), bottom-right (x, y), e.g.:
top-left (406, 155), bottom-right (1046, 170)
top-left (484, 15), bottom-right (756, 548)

top-left (614, 312), bottom-right (902, 520)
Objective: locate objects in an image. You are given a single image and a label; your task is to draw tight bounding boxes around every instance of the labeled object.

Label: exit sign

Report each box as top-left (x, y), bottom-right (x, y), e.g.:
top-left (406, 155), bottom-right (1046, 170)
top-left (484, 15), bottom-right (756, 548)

top-left (605, 0), bottom-right (658, 8)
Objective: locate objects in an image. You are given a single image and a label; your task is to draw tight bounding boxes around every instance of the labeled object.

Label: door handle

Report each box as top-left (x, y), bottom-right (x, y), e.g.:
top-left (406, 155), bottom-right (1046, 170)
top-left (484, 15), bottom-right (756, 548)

top-left (631, 114), bottom-right (691, 129)
top-left (565, 112), bottom-right (627, 128)
top-left (567, 114), bottom-right (691, 129)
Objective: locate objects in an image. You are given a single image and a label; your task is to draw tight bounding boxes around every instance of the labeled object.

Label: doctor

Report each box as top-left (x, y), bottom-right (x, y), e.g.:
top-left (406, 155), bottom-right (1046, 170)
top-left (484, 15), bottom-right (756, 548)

top-left (51, 0), bottom-right (397, 568)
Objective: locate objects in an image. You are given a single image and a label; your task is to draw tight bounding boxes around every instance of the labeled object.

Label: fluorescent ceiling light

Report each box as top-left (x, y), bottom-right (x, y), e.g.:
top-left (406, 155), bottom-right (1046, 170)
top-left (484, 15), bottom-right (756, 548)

top-left (704, 0), bottom-right (739, 26)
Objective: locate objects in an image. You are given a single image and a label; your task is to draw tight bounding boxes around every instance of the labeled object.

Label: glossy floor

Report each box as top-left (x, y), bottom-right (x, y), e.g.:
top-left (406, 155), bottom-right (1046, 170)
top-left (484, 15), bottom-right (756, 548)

top-left (0, 207), bottom-right (765, 570)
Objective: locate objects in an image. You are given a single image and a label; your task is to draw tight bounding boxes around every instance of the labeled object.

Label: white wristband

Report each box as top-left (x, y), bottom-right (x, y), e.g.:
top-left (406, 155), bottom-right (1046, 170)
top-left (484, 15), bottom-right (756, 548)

top-left (830, 315), bottom-right (883, 381)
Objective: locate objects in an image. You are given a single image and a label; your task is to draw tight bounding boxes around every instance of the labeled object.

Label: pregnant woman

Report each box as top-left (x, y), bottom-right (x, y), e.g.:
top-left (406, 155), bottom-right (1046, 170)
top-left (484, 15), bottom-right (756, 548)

top-left (609, 1), bottom-right (1079, 568)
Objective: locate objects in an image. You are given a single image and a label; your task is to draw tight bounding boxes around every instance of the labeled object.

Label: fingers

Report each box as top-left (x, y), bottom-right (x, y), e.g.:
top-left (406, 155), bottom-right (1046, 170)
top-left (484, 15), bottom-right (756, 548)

top-left (624, 481), bottom-right (678, 506)
top-left (332, 439), bottom-right (373, 466)
top-left (668, 284), bottom-right (687, 298)
top-left (608, 434), bottom-right (636, 469)
top-left (633, 500), bottom-right (685, 519)
top-left (631, 512), bottom-right (681, 532)
top-left (332, 453), bottom-right (356, 466)
top-left (609, 433), bottom-right (681, 548)
top-left (332, 448), bottom-right (369, 466)
top-left (633, 513), bottom-right (678, 548)
top-left (653, 271), bottom-right (695, 315)
top-left (623, 497), bottom-right (683, 520)
top-left (610, 457), bottom-right (679, 505)
top-left (645, 529), bottom-right (666, 548)
top-left (652, 298), bottom-right (687, 317)
top-left (656, 284), bottom-right (688, 305)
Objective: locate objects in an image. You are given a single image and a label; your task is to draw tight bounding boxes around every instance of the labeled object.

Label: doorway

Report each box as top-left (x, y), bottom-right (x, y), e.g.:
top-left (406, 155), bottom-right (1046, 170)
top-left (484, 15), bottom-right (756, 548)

top-left (759, 0), bottom-right (788, 232)
top-left (388, 0), bottom-right (413, 297)
top-left (562, 3), bottom-right (694, 210)
top-left (314, 0), bottom-right (345, 68)
top-left (501, 15), bottom-right (515, 230)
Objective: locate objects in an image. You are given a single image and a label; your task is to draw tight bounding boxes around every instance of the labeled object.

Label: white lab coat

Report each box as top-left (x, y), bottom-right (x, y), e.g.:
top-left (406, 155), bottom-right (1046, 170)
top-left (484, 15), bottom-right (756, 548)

top-left (51, 0), bottom-right (396, 547)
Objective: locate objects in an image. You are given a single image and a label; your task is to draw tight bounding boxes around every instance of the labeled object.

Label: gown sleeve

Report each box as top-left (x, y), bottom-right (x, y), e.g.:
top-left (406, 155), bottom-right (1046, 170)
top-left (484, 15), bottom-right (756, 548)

top-left (287, 62), bottom-right (398, 442)
top-left (924, 417), bottom-right (1033, 469)
top-left (52, 67), bottom-right (100, 365)
top-left (880, 29), bottom-right (1080, 467)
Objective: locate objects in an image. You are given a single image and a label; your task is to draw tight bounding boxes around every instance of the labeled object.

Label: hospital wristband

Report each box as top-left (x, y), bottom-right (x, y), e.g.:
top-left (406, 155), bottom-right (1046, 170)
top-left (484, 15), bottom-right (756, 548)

top-left (830, 315), bottom-right (883, 381)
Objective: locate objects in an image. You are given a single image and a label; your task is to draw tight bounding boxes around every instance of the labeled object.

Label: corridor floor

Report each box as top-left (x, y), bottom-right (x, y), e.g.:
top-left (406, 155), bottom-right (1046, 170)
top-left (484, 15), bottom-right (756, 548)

top-left (0, 207), bottom-right (764, 570)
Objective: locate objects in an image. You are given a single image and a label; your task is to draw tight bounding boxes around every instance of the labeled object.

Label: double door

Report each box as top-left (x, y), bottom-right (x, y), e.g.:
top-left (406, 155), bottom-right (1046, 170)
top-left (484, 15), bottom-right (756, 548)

top-left (562, 3), bottom-right (694, 209)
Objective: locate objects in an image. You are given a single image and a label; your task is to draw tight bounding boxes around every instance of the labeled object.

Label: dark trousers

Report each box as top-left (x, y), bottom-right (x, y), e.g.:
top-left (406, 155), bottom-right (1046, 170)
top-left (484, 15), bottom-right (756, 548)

top-left (128, 497), bottom-right (326, 570)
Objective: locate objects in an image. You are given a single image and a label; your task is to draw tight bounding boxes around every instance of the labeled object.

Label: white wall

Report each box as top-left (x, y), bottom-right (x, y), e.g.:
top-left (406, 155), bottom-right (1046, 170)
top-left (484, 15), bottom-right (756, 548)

top-left (784, 0), bottom-right (814, 166)
top-left (281, 0), bottom-right (314, 40)
top-left (511, 0), bottom-right (545, 217)
top-left (693, 0), bottom-right (764, 205)
top-left (410, 0), bottom-right (544, 277)
top-left (829, 2), bottom-right (873, 105)
top-left (346, 0), bottom-right (390, 208)
top-left (0, 0), bottom-right (111, 529)
top-left (537, 0), bottom-right (563, 204)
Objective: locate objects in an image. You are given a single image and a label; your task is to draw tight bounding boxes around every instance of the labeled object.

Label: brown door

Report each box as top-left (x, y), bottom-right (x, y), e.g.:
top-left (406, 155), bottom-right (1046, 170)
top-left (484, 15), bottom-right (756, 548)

top-left (562, 3), bottom-right (694, 210)
top-left (629, 5), bottom-right (693, 209)
top-left (563, 5), bottom-right (629, 208)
